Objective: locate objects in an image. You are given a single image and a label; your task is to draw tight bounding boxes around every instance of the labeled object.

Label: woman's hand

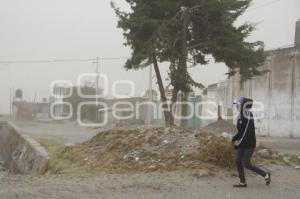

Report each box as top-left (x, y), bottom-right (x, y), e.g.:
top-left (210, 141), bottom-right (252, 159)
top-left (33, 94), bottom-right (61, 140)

top-left (231, 136), bottom-right (236, 144)
top-left (231, 137), bottom-right (238, 150)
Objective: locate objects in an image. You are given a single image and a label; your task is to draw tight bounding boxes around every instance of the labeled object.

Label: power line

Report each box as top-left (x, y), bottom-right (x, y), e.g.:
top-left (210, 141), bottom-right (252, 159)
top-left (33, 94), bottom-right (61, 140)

top-left (0, 57), bottom-right (129, 64)
top-left (99, 57), bottom-right (129, 60)
top-left (0, 59), bottom-right (94, 64)
top-left (1, 1), bottom-right (285, 66)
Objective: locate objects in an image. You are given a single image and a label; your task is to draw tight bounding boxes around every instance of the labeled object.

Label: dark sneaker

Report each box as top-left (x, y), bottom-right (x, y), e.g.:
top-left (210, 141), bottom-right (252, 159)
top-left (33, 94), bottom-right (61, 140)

top-left (233, 183), bottom-right (247, 188)
top-left (265, 172), bottom-right (271, 186)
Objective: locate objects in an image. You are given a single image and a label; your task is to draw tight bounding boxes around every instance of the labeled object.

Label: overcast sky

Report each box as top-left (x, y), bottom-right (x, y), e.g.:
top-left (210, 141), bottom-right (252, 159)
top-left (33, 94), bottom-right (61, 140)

top-left (0, 0), bottom-right (300, 113)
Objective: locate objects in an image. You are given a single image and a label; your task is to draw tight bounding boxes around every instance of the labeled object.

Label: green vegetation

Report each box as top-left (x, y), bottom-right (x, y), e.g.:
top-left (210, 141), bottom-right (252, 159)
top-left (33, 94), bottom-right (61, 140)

top-left (112, 0), bottom-right (266, 126)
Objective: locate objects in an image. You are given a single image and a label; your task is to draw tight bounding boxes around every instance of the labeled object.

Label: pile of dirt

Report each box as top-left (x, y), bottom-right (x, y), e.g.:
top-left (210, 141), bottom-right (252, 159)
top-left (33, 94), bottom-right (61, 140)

top-left (46, 127), bottom-right (241, 174)
top-left (0, 155), bottom-right (6, 172)
top-left (201, 120), bottom-right (237, 135)
top-left (115, 119), bottom-right (145, 128)
top-left (42, 120), bottom-right (299, 174)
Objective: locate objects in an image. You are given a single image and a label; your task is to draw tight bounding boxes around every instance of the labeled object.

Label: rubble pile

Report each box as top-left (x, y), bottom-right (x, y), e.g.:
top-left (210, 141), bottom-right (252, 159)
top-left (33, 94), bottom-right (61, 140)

top-left (45, 120), bottom-right (300, 174)
top-left (115, 119), bottom-right (145, 128)
top-left (198, 135), bottom-right (236, 169)
top-left (278, 153), bottom-right (300, 169)
top-left (0, 156), bottom-right (6, 172)
top-left (255, 148), bottom-right (300, 169)
top-left (48, 127), bottom-right (238, 173)
top-left (201, 120), bottom-right (237, 135)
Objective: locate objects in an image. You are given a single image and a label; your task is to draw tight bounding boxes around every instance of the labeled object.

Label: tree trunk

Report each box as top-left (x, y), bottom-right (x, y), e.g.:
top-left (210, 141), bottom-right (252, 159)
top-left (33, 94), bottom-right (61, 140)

top-left (152, 56), bottom-right (172, 127)
top-left (181, 93), bottom-right (188, 127)
top-left (170, 87), bottom-right (179, 126)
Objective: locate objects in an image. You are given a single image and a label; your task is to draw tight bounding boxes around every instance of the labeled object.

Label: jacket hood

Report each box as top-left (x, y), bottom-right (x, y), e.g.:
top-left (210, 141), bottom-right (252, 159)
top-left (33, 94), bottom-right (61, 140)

top-left (233, 97), bottom-right (253, 109)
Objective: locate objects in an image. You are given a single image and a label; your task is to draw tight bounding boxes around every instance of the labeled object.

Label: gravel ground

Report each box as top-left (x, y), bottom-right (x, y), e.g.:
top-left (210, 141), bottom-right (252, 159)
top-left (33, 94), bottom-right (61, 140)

top-left (0, 164), bottom-right (299, 199)
top-left (1, 121), bottom-right (298, 198)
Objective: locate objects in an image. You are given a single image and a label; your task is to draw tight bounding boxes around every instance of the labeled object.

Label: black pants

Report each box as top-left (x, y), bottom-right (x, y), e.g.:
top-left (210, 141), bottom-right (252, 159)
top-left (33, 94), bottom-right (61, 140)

top-left (236, 147), bottom-right (266, 183)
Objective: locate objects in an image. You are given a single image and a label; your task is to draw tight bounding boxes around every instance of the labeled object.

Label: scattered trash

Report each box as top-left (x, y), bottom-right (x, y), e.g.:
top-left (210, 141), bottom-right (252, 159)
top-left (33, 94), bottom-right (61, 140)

top-left (283, 157), bottom-right (292, 166)
top-left (149, 165), bottom-right (156, 170)
top-left (162, 140), bottom-right (169, 145)
top-left (271, 153), bottom-right (280, 159)
top-left (65, 143), bottom-right (75, 147)
top-left (221, 132), bottom-right (232, 140)
top-left (123, 152), bottom-right (139, 161)
top-left (257, 149), bottom-right (272, 159)
top-left (277, 154), bottom-right (300, 168)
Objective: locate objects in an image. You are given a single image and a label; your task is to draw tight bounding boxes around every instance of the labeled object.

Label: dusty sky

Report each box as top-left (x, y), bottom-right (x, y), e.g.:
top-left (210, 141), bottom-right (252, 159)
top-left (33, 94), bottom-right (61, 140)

top-left (0, 0), bottom-right (300, 113)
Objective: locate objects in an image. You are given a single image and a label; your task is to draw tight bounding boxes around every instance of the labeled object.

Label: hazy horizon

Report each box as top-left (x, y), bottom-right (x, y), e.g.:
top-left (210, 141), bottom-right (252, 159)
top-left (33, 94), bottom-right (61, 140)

top-left (0, 0), bottom-right (300, 114)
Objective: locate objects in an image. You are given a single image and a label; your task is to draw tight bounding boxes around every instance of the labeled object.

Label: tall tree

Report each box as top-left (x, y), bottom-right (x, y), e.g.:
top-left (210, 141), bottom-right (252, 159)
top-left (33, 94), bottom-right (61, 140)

top-left (112, 0), bottom-right (180, 126)
top-left (112, 0), bottom-right (266, 127)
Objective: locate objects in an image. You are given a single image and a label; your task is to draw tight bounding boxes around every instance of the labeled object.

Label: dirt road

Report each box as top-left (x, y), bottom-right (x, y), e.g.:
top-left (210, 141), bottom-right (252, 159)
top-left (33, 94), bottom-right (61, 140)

top-left (2, 121), bottom-right (298, 198)
top-left (0, 164), bottom-right (299, 199)
top-left (14, 121), bottom-right (99, 144)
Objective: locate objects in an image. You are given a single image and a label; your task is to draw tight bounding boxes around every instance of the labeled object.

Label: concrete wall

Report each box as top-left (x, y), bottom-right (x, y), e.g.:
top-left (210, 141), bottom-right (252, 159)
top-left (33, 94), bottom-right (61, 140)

top-left (210, 47), bottom-right (300, 138)
top-left (295, 19), bottom-right (300, 47)
top-left (0, 121), bottom-right (49, 174)
top-left (202, 84), bottom-right (219, 126)
top-left (203, 81), bottom-right (233, 126)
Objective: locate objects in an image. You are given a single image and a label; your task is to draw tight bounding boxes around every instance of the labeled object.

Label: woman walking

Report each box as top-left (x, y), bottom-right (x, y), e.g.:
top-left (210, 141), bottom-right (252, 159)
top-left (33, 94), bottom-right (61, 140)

top-left (232, 96), bottom-right (271, 188)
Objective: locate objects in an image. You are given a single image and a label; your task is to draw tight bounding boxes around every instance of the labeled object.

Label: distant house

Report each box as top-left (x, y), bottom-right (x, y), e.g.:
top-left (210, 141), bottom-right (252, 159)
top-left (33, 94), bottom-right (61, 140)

top-left (12, 101), bottom-right (50, 121)
top-left (52, 85), bottom-right (73, 119)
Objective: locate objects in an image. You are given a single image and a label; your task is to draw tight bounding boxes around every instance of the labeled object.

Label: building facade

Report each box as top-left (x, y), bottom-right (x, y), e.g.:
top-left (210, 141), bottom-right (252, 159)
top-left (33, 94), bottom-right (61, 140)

top-left (206, 20), bottom-right (300, 138)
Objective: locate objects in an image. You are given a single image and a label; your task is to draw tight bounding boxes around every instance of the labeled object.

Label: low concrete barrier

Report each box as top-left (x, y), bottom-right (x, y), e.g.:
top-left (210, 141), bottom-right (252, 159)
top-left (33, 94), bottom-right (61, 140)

top-left (0, 121), bottom-right (49, 174)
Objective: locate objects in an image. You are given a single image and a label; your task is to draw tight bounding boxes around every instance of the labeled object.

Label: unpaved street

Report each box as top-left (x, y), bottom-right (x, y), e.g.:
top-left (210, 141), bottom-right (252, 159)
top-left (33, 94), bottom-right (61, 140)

top-left (2, 121), bottom-right (298, 199)
top-left (14, 121), bottom-right (99, 144)
top-left (0, 164), bottom-right (299, 199)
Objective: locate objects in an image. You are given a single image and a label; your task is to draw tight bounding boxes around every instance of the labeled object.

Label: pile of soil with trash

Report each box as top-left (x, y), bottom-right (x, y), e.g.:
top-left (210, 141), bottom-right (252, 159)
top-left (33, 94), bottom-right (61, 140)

top-left (47, 125), bottom-right (240, 174)
top-left (201, 119), bottom-right (237, 135)
top-left (46, 120), bottom-right (299, 174)
top-left (0, 155), bottom-right (8, 177)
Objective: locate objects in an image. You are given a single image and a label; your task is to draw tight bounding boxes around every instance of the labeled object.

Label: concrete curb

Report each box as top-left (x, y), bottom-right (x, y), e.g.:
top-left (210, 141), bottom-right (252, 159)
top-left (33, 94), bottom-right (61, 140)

top-left (0, 121), bottom-right (49, 174)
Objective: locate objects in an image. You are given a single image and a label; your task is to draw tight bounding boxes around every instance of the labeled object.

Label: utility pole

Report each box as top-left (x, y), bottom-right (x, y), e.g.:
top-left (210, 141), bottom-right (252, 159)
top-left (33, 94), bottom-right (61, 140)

top-left (147, 64), bottom-right (153, 126)
top-left (95, 56), bottom-right (99, 99)
top-left (95, 57), bottom-right (99, 121)
top-left (181, 7), bottom-right (189, 127)
top-left (149, 65), bottom-right (153, 102)
top-left (33, 91), bottom-right (37, 103)
top-left (9, 88), bottom-right (12, 120)
top-left (12, 87), bottom-right (15, 120)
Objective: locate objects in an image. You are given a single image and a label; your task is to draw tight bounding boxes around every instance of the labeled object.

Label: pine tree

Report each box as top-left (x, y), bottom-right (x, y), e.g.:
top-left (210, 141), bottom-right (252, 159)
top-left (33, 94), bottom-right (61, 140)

top-left (112, 0), bottom-right (266, 126)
